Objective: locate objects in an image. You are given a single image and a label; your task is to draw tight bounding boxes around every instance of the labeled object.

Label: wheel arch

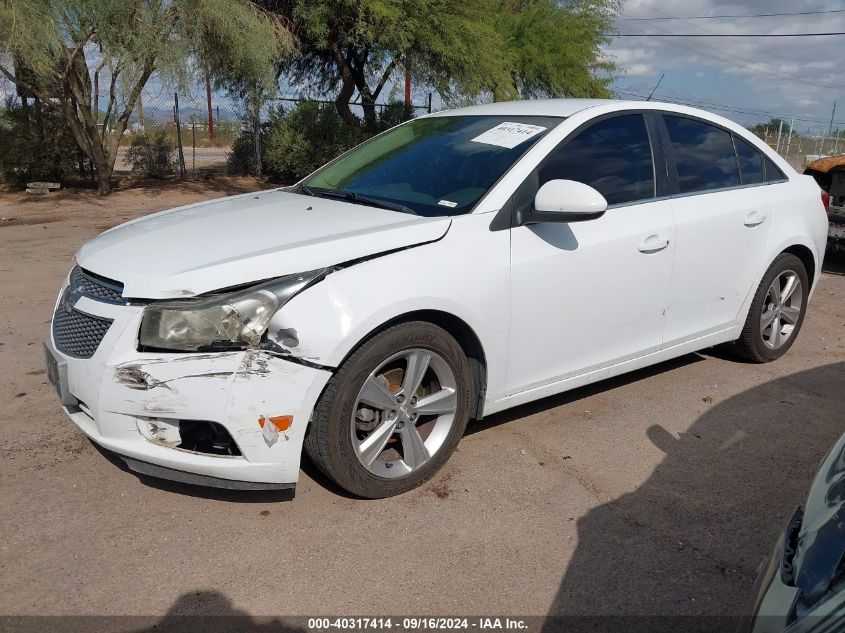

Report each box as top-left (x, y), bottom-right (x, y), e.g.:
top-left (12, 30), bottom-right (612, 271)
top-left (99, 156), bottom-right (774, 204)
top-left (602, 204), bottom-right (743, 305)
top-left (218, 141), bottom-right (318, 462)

top-left (781, 243), bottom-right (816, 290)
top-left (336, 310), bottom-right (488, 421)
top-left (736, 239), bottom-right (820, 328)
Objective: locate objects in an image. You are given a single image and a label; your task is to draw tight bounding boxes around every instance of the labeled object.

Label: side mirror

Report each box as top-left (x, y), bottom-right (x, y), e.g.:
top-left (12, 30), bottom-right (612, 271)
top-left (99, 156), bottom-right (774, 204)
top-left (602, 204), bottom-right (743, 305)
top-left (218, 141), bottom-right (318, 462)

top-left (525, 179), bottom-right (608, 224)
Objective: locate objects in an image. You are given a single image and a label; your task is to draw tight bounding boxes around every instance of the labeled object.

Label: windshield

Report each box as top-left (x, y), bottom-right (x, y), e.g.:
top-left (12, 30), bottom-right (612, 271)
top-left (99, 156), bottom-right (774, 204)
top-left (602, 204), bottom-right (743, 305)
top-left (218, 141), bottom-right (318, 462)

top-left (300, 115), bottom-right (562, 217)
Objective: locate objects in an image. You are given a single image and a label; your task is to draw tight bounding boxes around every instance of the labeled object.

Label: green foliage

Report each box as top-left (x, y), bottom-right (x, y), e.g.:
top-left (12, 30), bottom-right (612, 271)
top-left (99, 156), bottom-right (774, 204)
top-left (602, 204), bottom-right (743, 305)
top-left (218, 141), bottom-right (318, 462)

top-left (227, 100), bottom-right (404, 181)
top-left (126, 132), bottom-right (176, 179)
top-left (262, 101), bottom-right (369, 180)
top-left (0, 98), bottom-right (81, 186)
top-left (749, 118), bottom-right (793, 138)
top-left (258, 0), bottom-right (618, 127)
top-left (495, 0), bottom-right (618, 99)
top-left (226, 125), bottom-right (261, 176)
top-left (0, 0), bottom-right (292, 193)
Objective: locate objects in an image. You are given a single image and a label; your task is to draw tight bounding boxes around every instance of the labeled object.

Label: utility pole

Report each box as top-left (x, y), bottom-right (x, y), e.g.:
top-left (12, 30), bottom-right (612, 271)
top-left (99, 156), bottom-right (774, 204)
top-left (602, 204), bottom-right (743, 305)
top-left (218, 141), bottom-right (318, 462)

top-left (205, 71), bottom-right (215, 141)
top-left (775, 119), bottom-right (784, 153)
top-left (403, 54), bottom-right (412, 121)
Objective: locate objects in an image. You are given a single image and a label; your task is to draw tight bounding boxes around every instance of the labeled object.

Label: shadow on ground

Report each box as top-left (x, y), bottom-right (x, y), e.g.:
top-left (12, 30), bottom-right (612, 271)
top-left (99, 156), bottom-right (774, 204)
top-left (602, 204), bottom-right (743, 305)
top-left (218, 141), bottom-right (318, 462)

top-left (5, 591), bottom-right (307, 633)
top-left (823, 252), bottom-right (845, 276)
top-left (128, 591), bottom-right (307, 633)
top-left (542, 362), bottom-right (845, 632)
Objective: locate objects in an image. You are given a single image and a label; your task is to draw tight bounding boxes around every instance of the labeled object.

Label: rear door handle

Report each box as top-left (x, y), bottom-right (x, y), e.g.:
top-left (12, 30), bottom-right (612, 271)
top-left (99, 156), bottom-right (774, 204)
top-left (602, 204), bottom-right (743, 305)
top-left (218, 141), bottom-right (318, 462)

top-left (638, 234), bottom-right (670, 253)
top-left (744, 211), bottom-right (766, 227)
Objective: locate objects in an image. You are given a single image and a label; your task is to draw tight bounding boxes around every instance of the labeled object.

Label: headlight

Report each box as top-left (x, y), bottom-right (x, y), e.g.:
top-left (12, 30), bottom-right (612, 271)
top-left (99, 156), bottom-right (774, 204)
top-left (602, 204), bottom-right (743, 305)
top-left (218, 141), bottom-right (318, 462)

top-left (138, 269), bottom-right (326, 352)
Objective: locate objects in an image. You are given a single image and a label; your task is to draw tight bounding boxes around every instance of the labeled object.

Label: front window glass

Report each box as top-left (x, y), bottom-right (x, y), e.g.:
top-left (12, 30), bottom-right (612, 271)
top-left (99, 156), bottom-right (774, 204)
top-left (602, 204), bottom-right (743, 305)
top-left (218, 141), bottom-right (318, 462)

top-left (301, 115), bottom-right (561, 216)
top-left (538, 114), bottom-right (656, 206)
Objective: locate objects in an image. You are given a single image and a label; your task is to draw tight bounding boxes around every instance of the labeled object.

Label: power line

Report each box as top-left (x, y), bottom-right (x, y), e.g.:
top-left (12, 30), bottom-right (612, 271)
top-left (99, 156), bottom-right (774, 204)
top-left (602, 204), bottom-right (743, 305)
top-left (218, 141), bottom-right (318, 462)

top-left (621, 9), bottom-right (845, 20)
top-left (613, 1), bottom-right (844, 91)
top-left (612, 32), bottom-right (845, 37)
top-left (614, 89), bottom-right (845, 126)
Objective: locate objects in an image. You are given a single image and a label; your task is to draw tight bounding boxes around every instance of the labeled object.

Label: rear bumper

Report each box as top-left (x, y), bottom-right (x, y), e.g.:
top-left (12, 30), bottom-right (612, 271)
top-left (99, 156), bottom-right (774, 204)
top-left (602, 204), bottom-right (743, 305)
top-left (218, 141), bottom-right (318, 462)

top-left (45, 295), bottom-right (333, 486)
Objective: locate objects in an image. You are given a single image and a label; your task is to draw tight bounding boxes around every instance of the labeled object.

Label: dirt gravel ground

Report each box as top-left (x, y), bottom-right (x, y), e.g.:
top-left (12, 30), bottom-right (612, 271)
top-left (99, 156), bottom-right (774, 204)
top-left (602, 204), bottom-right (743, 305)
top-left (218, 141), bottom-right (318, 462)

top-left (1, 180), bottom-right (844, 626)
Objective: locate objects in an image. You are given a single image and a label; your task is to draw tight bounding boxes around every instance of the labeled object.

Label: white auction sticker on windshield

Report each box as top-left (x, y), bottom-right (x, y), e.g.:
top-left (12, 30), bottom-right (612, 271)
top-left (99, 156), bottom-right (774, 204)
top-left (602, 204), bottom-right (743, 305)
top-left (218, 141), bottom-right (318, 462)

top-left (470, 122), bottom-right (547, 149)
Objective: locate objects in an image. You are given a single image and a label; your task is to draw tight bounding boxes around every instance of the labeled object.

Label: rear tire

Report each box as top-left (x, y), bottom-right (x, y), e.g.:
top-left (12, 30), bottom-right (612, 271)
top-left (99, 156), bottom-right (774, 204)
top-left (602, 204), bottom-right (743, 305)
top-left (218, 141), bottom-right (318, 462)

top-left (304, 321), bottom-right (473, 498)
top-left (733, 253), bottom-right (809, 363)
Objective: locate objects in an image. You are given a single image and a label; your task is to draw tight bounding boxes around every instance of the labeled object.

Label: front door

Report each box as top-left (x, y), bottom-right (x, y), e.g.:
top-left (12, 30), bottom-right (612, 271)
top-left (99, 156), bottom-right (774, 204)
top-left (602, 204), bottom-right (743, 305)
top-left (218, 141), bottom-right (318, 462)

top-left (506, 113), bottom-right (677, 395)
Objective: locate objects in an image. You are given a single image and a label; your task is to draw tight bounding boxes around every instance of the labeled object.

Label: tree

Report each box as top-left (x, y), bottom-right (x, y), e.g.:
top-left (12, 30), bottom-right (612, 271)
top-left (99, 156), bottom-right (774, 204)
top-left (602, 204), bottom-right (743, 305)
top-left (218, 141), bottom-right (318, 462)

top-left (749, 118), bottom-right (792, 139)
top-left (260, 0), bottom-right (617, 130)
top-left (0, 0), bottom-right (292, 194)
top-left (496, 0), bottom-right (617, 99)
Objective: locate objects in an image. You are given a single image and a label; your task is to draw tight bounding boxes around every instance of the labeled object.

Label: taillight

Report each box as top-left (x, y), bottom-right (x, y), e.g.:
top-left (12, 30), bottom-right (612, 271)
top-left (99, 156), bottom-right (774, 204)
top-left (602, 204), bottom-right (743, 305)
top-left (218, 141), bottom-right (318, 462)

top-left (822, 190), bottom-right (830, 214)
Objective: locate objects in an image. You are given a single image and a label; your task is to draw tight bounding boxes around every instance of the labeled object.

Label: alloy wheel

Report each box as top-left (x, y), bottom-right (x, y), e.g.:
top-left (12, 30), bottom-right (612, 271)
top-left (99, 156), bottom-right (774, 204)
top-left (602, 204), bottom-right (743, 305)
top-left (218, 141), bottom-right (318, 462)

top-left (351, 348), bottom-right (458, 478)
top-left (760, 270), bottom-right (803, 350)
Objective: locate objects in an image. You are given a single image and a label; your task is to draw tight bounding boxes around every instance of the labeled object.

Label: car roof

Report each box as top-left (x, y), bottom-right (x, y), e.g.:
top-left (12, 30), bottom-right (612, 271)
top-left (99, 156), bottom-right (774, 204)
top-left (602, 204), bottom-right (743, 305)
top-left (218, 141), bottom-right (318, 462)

top-left (427, 98), bottom-right (736, 123)
top-left (426, 98), bottom-right (796, 178)
top-left (428, 98), bottom-right (614, 118)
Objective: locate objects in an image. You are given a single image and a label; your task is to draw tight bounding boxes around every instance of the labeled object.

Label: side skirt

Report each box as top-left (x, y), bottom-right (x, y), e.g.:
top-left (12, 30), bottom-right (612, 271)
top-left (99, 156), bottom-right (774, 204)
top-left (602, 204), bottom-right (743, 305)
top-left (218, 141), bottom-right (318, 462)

top-left (482, 325), bottom-right (742, 417)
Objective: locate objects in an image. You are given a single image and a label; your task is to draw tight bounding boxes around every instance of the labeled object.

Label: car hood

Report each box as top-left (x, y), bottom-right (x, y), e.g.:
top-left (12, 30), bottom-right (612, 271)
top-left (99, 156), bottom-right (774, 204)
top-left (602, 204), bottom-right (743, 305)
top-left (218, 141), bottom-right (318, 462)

top-left (76, 189), bottom-right (451, 299)
top-left (792, 430), bottom-right (845, 607)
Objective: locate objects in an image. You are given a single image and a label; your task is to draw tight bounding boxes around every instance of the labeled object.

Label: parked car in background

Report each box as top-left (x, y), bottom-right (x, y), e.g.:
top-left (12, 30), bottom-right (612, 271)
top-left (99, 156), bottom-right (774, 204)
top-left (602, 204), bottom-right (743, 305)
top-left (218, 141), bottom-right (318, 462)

top-left (45, 99), bottom-right (828, 498)
top-left (804, 155), bottom-right (845, 256)
top-left (740, 431), bottom-right (845, 632)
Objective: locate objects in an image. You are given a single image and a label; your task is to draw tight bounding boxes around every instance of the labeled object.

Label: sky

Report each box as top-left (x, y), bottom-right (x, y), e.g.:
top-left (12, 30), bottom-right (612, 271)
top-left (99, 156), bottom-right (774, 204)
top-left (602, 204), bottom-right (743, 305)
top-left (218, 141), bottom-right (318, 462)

top-left (605, 0), bottom-right (845, 135)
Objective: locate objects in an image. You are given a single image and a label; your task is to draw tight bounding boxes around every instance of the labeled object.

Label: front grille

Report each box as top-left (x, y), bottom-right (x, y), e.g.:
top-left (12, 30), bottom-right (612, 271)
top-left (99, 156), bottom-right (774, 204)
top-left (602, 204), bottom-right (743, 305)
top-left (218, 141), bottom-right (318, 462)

top-left (52, 266), bottom-right (123, 358)
top-left (52, 305), bottom-right (113, 358)
top-left (69, 266), bottom-right (125, 304)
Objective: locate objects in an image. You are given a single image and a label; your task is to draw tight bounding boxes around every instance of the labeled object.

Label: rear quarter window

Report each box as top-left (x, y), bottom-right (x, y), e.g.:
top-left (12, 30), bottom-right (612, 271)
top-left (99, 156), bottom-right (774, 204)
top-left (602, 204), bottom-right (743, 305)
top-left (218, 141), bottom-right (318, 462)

top-left (763, 155), bottom-right (788, 182)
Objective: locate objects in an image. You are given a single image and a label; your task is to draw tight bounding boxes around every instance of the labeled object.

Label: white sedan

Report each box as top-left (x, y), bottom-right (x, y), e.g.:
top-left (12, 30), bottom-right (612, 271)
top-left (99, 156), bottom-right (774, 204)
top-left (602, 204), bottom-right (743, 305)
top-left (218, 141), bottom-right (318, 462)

top-left (45, 99), bottom-right (829, 498)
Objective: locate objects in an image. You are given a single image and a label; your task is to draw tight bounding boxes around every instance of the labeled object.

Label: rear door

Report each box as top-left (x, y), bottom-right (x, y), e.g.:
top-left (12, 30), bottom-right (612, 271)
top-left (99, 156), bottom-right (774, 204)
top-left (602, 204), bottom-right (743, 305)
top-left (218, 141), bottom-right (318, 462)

top-left (658, 114), bottom-right (776, 345)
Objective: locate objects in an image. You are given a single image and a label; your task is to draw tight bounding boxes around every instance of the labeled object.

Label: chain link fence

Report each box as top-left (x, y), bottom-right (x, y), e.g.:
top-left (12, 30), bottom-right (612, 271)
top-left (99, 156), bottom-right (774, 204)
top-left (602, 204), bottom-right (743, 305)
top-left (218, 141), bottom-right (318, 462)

top-left (114, 84), bottom-right (432, 178)
top-left (758, 127), bottom-right (844, 172)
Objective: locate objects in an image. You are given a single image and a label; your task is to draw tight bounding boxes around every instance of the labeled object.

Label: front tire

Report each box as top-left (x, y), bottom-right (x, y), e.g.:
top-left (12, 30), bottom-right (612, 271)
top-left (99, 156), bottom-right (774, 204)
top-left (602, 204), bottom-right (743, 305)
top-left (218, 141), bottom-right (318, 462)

top-left (304, 321), bottom-right (473, 498)
top-left (733, 253), bottom-right (809, 363)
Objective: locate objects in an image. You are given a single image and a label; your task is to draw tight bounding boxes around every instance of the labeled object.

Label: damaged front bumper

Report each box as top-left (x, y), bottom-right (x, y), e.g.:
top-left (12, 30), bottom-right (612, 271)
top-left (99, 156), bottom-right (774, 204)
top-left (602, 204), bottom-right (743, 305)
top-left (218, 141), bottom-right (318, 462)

top-left (45, 294), bottom-right (332, 490)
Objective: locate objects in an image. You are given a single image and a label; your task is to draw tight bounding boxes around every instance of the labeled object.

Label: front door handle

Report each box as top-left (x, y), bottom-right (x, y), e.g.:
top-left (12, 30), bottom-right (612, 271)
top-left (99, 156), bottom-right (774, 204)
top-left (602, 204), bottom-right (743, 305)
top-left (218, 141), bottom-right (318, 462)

top-left (744, 211), bottom-right (767, 227)
top-left (638, 234), bottom-right (670, 253)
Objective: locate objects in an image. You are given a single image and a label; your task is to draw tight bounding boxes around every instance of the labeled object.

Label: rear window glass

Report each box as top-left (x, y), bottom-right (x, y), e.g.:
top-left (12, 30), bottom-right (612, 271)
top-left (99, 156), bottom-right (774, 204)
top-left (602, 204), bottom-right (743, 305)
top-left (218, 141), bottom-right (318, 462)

top-left (664, 115), bottom-right (741, 193)
top-left (734, 137), bottom-right (765, 185)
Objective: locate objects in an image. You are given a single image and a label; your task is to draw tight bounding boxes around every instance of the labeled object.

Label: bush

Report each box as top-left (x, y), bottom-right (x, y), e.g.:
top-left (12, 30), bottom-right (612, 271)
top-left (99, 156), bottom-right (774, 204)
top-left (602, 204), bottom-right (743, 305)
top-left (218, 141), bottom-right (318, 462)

top-left (126, 132), bottom-right (175, 179)
top-left (263, 101), bottom-right (369, 182)
top-left (0, 98), bottom-right (82, 186)
top-left (226, 124), bottom-right (260, 176)
top-left (227, 100), bottom-right (411, 182)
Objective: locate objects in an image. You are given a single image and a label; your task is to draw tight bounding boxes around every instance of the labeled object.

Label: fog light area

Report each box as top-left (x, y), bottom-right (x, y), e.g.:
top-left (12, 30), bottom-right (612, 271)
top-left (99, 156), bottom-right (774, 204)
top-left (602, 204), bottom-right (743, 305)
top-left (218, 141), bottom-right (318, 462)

top-left (136, 418), bottom-right (242, 456)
